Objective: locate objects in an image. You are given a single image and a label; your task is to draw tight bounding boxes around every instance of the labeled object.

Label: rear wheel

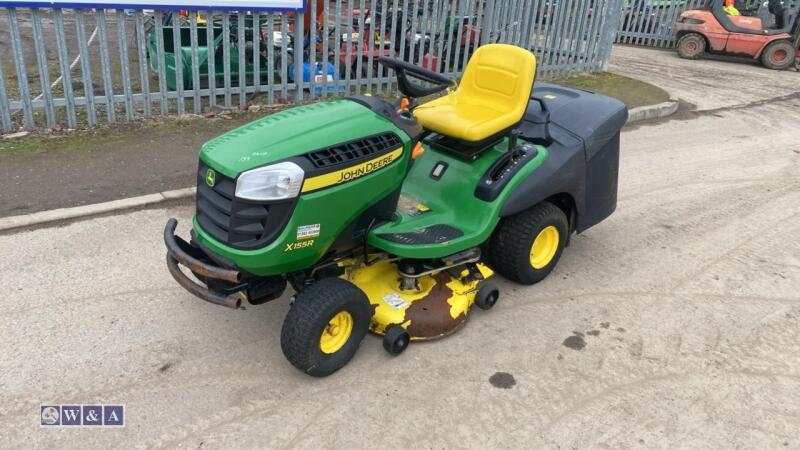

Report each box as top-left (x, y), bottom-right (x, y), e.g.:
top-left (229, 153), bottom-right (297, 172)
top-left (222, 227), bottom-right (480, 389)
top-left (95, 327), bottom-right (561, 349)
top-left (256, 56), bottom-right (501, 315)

top-left (761, 40), bottom-right (796, 70)
top-left (677, 33), bottom-right (706, 60)
top-left (488, 202), bottom-right (568, 285)
top-left (280, 277), bottom-right (371, 377)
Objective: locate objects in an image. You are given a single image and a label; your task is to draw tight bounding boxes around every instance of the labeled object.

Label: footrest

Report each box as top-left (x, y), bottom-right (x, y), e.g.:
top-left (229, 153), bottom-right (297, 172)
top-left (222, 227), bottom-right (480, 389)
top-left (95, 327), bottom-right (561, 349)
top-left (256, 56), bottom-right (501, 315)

top-left (376, 224), bottom-right (464, 245)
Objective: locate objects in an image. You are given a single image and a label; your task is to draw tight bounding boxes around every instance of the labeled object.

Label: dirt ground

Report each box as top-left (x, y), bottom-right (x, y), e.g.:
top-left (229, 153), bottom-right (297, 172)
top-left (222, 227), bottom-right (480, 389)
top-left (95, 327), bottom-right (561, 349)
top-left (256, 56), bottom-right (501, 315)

top-left (0, 46), bottom-right (799, 448)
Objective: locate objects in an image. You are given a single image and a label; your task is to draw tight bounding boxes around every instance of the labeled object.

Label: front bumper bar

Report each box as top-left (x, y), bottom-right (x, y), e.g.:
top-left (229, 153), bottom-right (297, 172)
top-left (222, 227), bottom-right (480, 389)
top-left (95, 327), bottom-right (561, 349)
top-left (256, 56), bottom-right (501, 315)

top-left (164, 218), bottom-right (243, 309)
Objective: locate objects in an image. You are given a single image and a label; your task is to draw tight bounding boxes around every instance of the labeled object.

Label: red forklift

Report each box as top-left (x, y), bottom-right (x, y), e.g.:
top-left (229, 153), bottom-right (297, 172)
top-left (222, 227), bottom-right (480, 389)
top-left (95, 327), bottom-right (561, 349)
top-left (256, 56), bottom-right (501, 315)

top-left (675, 0), bottom-right (799, 70)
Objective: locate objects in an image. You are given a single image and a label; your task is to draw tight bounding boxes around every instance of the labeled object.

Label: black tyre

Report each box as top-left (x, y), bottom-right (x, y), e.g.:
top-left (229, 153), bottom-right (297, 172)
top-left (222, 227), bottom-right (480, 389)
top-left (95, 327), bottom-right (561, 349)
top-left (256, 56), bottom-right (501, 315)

top-left (382, 325), bottom-right (410, 355)
top-left (676, 33), bottom-right (706, 60)
top-left (474, 282), bottom-right (500, 311)
top-left (280, 277), bottom-right (371, 377)
top-left (488, 201), bottom-right (568, 285)
top-left (761, 40), bottom-right (795, 70)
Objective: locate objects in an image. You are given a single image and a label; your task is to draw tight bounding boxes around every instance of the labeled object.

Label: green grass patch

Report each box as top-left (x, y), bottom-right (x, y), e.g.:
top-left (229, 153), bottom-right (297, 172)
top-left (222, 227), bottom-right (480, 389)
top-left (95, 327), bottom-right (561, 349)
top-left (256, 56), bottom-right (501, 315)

top-left (554, 72), bottom-right (670, 109)
top-left (0, 110), bottom-right (268, 156)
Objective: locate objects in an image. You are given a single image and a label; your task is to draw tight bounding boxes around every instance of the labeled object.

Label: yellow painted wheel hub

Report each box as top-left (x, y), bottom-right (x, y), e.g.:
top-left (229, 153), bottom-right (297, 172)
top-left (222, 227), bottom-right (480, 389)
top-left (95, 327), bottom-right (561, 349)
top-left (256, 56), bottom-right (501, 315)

top-left (319, 311), bottom-right (353, 354)
top-left (530, 226), bottom-right (559, 269)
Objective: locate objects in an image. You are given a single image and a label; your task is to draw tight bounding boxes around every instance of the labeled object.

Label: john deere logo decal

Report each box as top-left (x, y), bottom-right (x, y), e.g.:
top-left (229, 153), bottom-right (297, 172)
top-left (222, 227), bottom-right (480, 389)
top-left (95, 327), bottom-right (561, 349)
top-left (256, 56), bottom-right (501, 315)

top-left (206, 169), bottom-right (216, 187)
top-left (301, 147), bottom-right (403, 193)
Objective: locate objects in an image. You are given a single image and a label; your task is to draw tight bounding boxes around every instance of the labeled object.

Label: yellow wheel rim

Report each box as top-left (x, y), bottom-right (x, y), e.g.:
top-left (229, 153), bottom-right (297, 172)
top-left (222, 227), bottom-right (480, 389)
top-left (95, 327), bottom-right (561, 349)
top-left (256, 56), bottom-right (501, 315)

top-left (319, 311), bottom-right (353, 354)
top-left (530, 226), bottom-right (559, 269)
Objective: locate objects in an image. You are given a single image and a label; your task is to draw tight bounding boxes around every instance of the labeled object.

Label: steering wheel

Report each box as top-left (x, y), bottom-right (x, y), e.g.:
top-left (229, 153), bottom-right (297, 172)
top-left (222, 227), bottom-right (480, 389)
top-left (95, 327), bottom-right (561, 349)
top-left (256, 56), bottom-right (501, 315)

top-left (378, 57), bottom-right (455, 98)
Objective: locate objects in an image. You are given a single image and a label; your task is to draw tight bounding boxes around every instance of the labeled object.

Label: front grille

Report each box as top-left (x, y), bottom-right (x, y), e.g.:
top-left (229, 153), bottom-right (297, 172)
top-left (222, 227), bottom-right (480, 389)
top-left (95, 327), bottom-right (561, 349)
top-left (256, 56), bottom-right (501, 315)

top-left (196, 163), bottom-right (287, 249)
top-left (305, 132), bottom-right (402, 169)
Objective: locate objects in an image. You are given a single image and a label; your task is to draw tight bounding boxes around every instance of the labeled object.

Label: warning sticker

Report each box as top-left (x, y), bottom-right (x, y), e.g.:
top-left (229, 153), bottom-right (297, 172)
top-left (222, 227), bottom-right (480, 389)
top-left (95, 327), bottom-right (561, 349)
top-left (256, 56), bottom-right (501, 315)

top-left (397, 195), bottom-right (431, 217)
top-left (382, 292), bottom-right (409, 310)
top-left (296, 224), bottom-right (321, 240)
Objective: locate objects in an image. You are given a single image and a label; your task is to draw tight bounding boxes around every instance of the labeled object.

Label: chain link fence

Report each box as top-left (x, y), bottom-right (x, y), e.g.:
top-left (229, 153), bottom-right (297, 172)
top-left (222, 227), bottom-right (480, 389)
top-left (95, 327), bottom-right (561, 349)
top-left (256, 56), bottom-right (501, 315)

top-left (0, 0), bottom-right (624, 133)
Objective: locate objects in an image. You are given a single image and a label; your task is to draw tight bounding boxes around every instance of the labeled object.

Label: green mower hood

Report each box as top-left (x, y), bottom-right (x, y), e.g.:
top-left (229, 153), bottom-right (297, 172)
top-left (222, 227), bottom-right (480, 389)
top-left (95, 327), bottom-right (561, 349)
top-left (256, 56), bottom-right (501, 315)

top-left (200, 99), bottom-right (404, 179)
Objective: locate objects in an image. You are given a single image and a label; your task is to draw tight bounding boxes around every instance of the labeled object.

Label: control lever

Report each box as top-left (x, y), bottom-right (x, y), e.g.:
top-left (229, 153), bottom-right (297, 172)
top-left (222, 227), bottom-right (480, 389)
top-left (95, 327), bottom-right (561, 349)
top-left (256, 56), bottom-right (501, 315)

top-left (528, 97), bottom-right (553, 146)
top-left (507, 129), bottom-right (524, 155)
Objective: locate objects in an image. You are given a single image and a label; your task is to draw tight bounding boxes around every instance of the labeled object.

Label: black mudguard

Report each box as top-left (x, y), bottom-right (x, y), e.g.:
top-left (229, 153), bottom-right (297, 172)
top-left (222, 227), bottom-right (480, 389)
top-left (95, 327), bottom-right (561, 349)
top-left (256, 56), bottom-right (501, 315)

top-left (501, 122), bottom-right (587, 226)
top-left (501, 84), bottom-right (628, 233)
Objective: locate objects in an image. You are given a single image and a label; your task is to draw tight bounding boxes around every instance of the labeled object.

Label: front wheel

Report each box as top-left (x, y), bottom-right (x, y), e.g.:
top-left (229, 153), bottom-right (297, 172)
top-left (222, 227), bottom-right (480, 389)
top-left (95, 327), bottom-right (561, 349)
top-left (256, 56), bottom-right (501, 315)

top-left (474, 282), bottom-right (500, 311)
top-left (382, 325), bottom-right (410, 355)
top-left (761, 40), bottom-right (796, 70)
top-left (676, 33), bottom-right (706, 60)
top-left (487, 201), bottom-right (568, 285)
top-left (280, 277), bottom-right (371, 377)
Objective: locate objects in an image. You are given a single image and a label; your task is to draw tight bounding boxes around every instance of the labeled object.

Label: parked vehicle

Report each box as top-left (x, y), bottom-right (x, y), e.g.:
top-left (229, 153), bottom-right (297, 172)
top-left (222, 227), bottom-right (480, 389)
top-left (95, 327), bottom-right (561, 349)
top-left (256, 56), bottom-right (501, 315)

top-left (164, 44), bottom-right (628, 377)
top-left (675, 0), bottom-right (799, 69)
top-left (146, 14), bottom-right (287, 90)
top-left (335, 29), bottom-right (395, 78)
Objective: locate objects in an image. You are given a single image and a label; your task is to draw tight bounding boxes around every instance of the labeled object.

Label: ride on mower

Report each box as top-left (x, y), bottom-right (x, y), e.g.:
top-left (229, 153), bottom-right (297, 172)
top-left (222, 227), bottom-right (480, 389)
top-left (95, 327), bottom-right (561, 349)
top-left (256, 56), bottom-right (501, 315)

top-left (675, 0), bottom-right (800, 70)
top-left (164, 44), bottom-right (628, 377)
top-left (147, 14), bottom-right (288, 90)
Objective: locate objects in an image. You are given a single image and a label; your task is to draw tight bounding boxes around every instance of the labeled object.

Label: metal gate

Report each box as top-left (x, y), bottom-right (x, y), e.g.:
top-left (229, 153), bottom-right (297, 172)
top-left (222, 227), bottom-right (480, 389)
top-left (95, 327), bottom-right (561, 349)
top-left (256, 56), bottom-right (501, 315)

top-left (0, 0), bottom-right (623, 133)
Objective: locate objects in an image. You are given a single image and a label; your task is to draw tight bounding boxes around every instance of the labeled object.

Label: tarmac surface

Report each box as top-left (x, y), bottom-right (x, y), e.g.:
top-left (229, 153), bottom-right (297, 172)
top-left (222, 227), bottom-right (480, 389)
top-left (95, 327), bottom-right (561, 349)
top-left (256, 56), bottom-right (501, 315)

top-left (0, 115), bottom-right (255, 218)
top-left (1, 45), bottom-right (799, 448)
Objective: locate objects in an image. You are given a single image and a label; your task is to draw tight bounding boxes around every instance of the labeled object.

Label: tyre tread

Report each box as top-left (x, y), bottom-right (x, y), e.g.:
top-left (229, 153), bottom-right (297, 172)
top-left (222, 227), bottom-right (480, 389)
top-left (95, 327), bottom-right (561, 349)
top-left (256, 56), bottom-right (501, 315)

top-left (677, 33), bottom-right (706, 60)
top-left (762, 40), bottom-right (795, 70)
top-left (488, 201), bottom-right (567, 285)
top-left (280, 277), bottom-right (369, 376)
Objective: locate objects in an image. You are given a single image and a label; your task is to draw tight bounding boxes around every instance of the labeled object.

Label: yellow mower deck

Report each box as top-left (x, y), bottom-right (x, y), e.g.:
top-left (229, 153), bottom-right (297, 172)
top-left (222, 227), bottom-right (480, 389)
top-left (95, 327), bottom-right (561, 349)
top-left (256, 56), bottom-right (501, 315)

top-left (344, 260), bottom-right (494, 340)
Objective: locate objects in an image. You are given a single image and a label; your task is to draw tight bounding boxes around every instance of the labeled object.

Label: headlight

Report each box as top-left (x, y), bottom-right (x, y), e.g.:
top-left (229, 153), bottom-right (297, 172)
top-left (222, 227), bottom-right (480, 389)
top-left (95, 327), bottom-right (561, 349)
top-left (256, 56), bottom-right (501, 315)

top-left (235, 162), bottom-right (304, 201)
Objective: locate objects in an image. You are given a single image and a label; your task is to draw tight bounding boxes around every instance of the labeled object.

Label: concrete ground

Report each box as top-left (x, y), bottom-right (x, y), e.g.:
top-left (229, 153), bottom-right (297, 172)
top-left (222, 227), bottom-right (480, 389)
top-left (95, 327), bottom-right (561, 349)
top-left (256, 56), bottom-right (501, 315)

top-left (1, 45), bottom-right (799, 448)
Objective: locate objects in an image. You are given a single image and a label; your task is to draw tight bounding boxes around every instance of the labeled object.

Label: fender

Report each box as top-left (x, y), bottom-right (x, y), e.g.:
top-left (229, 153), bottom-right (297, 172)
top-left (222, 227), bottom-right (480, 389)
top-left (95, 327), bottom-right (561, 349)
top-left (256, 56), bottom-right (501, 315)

top-left (503, 85), bottom-right (626, 233)
top-left (499, 126), bottom-right (586, 226)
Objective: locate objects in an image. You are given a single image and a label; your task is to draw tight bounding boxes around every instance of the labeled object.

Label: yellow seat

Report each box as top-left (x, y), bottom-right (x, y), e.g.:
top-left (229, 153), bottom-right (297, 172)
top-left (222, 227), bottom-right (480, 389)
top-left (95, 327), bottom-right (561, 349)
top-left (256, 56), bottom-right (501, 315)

top-left (413, 44), bottom-right (537, 142)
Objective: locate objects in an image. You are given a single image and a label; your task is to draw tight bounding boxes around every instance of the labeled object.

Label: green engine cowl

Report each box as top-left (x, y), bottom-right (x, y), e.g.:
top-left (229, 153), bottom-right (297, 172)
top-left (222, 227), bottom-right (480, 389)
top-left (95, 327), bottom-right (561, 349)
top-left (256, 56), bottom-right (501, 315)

top-left (193, 98), bottom-right (413, 276)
